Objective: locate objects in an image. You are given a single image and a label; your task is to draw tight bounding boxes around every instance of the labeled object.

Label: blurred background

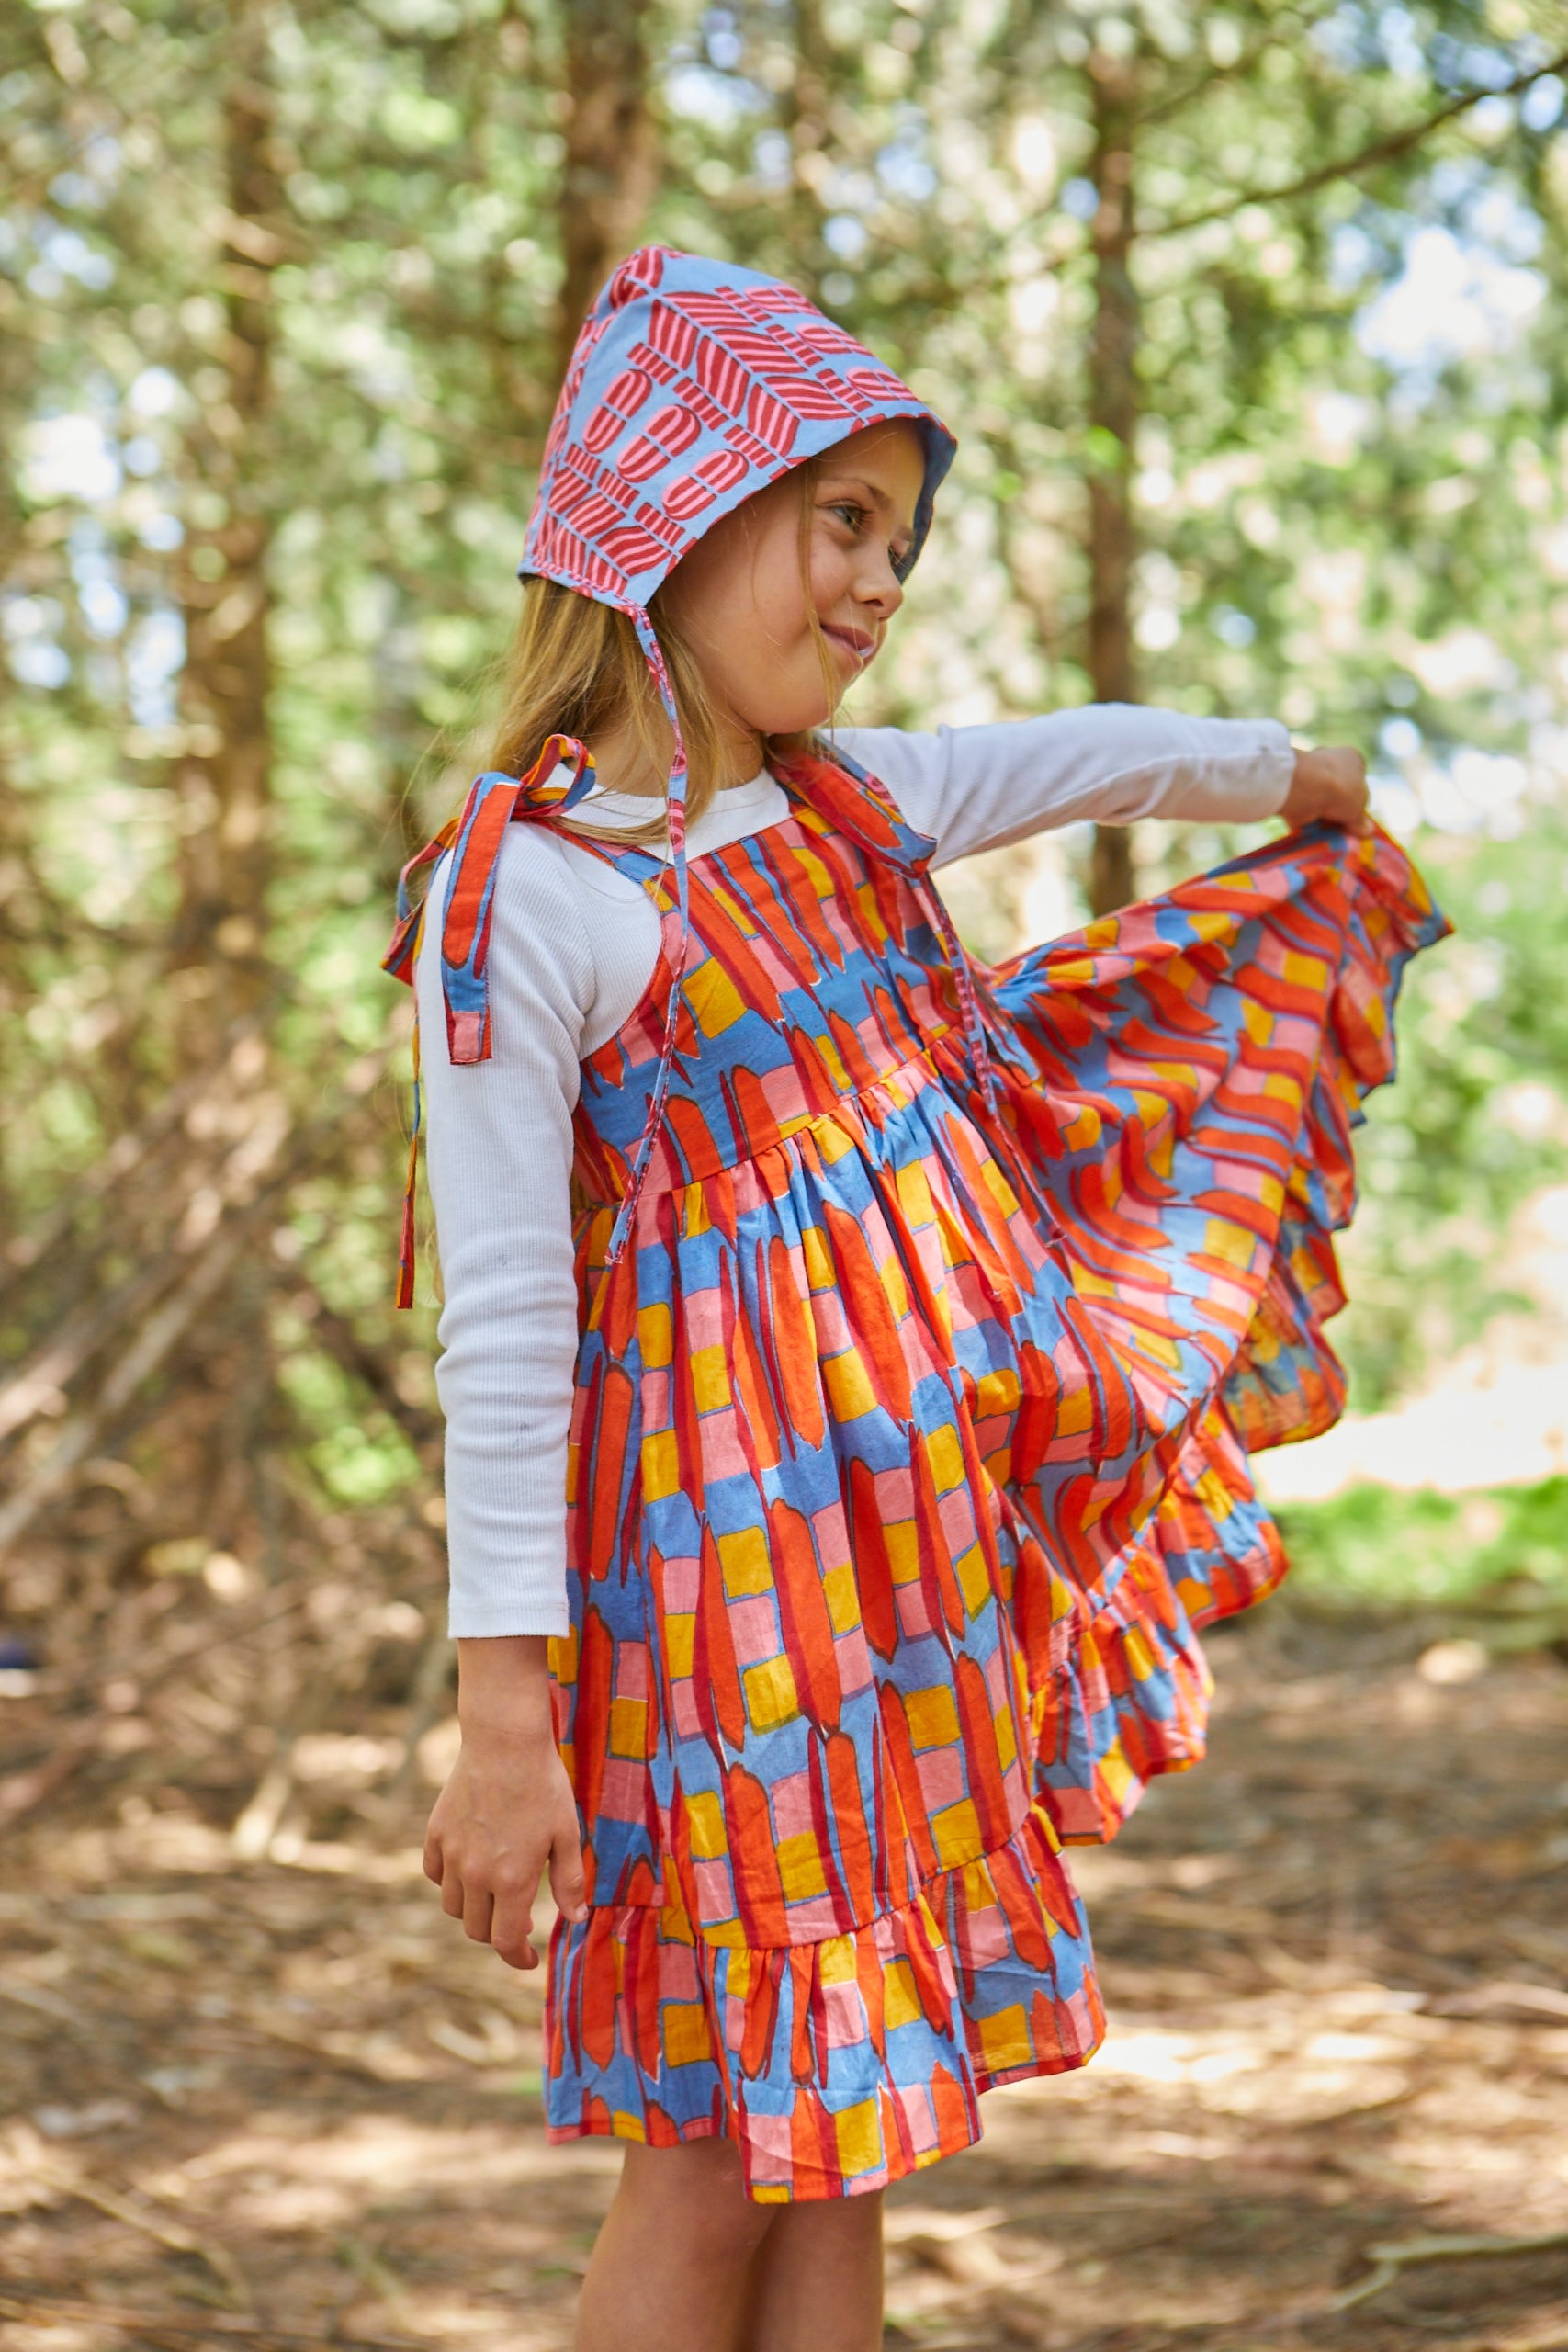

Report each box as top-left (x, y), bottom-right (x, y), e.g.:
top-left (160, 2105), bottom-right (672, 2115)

top-left (4, 4), bottom-right (1568, 2348)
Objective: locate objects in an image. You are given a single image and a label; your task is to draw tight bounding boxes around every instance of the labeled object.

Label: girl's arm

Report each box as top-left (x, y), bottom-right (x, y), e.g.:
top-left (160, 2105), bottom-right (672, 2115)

top-left (414, 827), bottom-right (598, 1965)
top-left (423, 1636), bottom-right (587, 1970)
top-left (418, 829), bottom-right (589, 1641)
top-left (835, 706), bottom-right (1355, 866)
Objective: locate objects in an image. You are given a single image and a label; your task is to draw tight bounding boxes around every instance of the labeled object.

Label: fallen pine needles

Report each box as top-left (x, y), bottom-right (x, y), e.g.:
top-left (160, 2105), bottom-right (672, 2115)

top-left (0, 2290), bottom-right (428, 2348)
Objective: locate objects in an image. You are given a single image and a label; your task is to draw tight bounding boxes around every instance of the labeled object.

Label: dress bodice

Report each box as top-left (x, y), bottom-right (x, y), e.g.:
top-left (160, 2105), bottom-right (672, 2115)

top-left (568, 750), bottom-right (979, 1202)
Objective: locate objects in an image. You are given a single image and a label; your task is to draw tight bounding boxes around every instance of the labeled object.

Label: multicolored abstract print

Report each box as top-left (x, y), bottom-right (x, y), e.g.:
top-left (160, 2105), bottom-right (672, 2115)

top-left (521, 245), bottom-right (954, 619)
top-left (402, 739), bottom-right (1444, 2199)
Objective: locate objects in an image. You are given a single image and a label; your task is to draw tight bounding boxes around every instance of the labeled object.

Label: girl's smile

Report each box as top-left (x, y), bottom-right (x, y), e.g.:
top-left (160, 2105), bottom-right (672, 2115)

top-left (664, 415), bottom-right (926, 744)
top-left (820, 619), bottom-right (878, 667)
top-left (587, 418), bottom-right (928, 796)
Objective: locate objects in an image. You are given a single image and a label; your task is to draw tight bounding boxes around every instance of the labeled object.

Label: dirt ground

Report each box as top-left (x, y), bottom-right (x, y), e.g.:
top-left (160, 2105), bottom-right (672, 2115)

top-left (3, 1596), bottom-right (1568, 2352)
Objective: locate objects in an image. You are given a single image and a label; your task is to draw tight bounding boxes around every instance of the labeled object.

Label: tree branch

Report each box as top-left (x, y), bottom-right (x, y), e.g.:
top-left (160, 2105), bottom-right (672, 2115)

top-left (1149, 44), bottom-right (1568, 235)
top-left (1133, 2), bottom-right (1343, 132)
top-left (294, 1280), bottom-right (444, 1461)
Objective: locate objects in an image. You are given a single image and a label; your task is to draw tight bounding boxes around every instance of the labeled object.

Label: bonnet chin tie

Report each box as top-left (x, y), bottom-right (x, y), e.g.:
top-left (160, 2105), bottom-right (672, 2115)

top-left (605, 611), bottom-right (692, 1266)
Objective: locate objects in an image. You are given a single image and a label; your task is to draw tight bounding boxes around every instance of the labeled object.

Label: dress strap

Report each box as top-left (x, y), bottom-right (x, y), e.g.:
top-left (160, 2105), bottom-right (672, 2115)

top-left (382, 732), bottom-right (598, 1059)
top-left (775, 741), bottom-right (997, 1114)
top-left (380, 732), bottom-right (598, 1306)
top-left (772, 740), bottom-right (936, 875)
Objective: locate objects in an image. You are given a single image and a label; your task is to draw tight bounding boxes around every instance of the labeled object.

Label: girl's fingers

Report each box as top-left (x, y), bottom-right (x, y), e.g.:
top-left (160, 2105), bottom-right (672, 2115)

top-left (548, 1821), bottom-right (590, 1925)
top-left (422, 1722), bottom-right (581, 1968)
top-left (490, 1887), bottom-right (542, 1971)
top-left (461, 1882), bottom-right (496, 1945)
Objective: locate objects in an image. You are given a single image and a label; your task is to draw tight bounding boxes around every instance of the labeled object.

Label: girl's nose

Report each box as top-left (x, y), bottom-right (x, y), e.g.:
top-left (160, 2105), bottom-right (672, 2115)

top-left (854, 549), bottom-right (905, 617)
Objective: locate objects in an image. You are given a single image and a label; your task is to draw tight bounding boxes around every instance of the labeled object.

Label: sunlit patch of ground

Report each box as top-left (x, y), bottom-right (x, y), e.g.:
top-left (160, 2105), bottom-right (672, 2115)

top-left (4, 1599), bottom-right (1568, 2350)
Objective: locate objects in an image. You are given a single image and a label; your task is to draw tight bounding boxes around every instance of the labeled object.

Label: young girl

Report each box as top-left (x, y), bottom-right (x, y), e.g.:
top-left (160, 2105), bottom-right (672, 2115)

top-left (387, 246), bottom-right (1444, 2352)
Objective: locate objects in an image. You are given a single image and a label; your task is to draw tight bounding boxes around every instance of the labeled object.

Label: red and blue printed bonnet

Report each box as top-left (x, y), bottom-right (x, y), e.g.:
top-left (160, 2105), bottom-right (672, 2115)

top-left (525, 241), bottom-right (953, 650)
top-left (385, 244), bottom-right (956, 1285)
top-left (522, 243), bottom-right (953, 856)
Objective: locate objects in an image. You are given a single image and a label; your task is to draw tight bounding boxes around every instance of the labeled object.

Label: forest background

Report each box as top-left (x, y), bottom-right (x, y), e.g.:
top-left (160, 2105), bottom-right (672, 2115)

top-left (4, 0), bottom-right (1568, 1806)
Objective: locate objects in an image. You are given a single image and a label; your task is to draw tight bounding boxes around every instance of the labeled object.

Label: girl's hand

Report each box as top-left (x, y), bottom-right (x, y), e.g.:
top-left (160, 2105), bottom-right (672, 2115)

top-left (1282, 744), bottom-right (1371, 834)
top-left (423, 1635), bottom-right (589, 1971)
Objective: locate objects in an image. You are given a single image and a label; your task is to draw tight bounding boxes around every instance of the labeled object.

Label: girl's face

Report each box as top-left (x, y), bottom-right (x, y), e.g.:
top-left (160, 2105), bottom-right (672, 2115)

top-left (659, 419), bottom-right (929, 745)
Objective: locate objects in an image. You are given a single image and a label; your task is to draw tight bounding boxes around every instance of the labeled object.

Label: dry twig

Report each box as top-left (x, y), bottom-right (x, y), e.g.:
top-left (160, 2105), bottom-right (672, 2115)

top-left (0, 1212), bottom-right (264, 1555)
top-left (1330, 2228), bottom-right (1568, 2313)
top-left (19, 2144), bottom-right (253, 2310)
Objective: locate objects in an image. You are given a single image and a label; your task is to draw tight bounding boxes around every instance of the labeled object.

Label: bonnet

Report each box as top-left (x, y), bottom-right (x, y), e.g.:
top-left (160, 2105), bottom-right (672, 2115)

top-left (386, 245), bottom-right (957, 1287)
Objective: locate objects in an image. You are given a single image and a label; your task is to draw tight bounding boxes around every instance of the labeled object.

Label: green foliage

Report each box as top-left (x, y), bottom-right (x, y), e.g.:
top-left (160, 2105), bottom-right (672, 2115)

top-left (1274, 1476), bottom-right (1568, 1608)
top-left (3, 0), bottom-right (1568, 1544)
top-left (1333, 798), bottom-right (1568, 1407)
top-left (275, 1335), bottom-right (420, 1508)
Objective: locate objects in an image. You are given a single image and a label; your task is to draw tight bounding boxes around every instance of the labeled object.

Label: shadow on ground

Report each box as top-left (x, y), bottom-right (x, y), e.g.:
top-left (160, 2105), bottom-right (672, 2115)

top-left (2, 1600), bottom-right (1566, 2349)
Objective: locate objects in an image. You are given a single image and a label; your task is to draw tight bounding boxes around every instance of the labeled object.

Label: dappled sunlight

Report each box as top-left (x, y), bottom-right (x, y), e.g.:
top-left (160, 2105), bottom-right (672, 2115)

top-left (6, 1607), bottom-right (1568, 2348)
top-left (179, 2112), bottom-right (578, 2229)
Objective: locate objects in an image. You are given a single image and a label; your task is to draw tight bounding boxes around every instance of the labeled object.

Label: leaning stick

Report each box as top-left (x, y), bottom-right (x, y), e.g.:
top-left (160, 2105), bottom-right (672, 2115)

top-left (0, 1007), bottom-right (278, 1304)
top-left (0, 1210), bottom-right (259, 1556)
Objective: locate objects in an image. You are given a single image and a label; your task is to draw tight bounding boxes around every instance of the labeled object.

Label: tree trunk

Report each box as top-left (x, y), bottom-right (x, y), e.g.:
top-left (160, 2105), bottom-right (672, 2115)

top-left (553, 1), bottom-right (658, 389)
top-left (171, 0), bottom-right (282, 1063)
top-left (1086, 46), bottom-right (1140, 919)
top-left (784, 0), bottom-right (832, 301)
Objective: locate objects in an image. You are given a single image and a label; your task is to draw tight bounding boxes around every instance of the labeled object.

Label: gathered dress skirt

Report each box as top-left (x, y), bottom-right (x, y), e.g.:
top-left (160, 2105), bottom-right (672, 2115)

top-left (484, 745), bottom-right (1448, 2199)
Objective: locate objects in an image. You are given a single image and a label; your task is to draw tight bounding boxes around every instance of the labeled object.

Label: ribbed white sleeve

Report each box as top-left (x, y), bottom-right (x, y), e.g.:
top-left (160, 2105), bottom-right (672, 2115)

top-left (841, 709), bottom-right (1292, 863)
top-left (419, 829), bottom-right (591, 1637)
top-left (418, 706), bottom-right (1292, 1636)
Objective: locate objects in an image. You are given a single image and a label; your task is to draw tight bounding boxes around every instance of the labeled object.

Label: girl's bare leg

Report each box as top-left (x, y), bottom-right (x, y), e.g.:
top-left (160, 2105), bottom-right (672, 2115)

top-left (574, 2137), bottom-right (775, 2352)
top-left (750, 2190), bottom-right (885, 2352)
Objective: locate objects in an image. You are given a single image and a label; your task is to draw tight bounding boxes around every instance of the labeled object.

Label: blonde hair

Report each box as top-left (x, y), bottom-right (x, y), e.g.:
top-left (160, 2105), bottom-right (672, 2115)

top-left (486, 583), bottom-right (727, 844)
top-left (482, 461), bottom-right (842, 846)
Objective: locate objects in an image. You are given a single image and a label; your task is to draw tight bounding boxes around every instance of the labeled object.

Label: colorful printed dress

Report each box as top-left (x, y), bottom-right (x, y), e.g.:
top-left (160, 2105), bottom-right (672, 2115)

top-left (404, 732), bottom-right (1446, 2199)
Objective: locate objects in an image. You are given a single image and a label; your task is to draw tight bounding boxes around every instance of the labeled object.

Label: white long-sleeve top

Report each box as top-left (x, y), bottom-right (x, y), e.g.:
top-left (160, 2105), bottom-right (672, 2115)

top-left (416, 706), bottom-right (1293, 1636)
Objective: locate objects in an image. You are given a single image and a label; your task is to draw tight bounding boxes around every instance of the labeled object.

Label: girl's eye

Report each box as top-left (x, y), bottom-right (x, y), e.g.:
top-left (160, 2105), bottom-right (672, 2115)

top-left (824, 499), bottom-right (911, 572)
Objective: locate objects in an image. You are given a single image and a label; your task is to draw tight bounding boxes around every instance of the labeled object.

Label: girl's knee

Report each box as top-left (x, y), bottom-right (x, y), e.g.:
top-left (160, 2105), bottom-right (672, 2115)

top-left (618, 2135), bottom-right (773, 2256)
